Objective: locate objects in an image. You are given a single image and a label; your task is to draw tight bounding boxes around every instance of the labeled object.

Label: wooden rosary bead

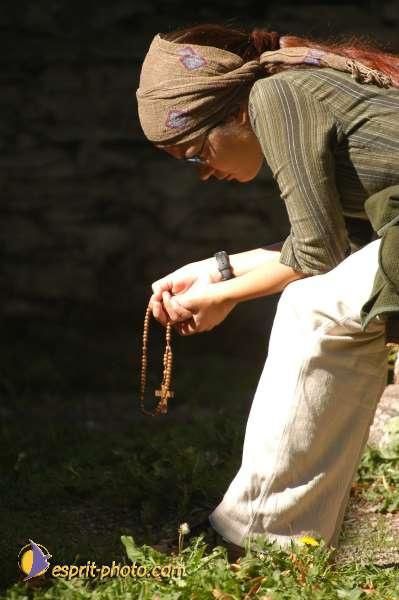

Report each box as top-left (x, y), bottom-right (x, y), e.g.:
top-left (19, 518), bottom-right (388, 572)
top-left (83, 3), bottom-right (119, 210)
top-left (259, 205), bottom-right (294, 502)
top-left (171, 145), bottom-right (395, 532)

top-left (139, 301), bottom-right (175, 416)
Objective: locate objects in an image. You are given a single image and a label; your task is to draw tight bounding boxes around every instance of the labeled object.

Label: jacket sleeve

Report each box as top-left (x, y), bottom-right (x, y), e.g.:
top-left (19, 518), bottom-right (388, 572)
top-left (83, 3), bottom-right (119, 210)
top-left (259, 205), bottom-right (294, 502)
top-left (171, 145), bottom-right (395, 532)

top-left (248, 75), bottom-right (352, 275)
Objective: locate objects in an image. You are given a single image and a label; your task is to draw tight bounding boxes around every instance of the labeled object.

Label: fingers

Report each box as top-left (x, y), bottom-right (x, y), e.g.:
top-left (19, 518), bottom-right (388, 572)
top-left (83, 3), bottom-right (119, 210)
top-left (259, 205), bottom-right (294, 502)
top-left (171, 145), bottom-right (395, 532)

top-left (149, 294), bottom-right (169, 327)
top-left (162, 291), bottom-right (193, 323)
top-left (149, 291), bottom-right (194, 330)
top-left (152, 277), bottom-right (173, 301)
top-left (152, 275), bottom-right (192, 298)
top-left (175, 318), bottom-right (197, 336)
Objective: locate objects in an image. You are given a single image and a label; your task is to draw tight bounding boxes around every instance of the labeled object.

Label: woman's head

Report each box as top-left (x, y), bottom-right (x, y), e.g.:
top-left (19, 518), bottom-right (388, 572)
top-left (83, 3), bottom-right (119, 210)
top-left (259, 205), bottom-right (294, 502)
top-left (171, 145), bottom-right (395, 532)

top-left (156, 100), bottom-right (264, 183)
top-left (137, 23), bottom-right (398, 182)
top-left (147, 25), bottom-right (281, 182)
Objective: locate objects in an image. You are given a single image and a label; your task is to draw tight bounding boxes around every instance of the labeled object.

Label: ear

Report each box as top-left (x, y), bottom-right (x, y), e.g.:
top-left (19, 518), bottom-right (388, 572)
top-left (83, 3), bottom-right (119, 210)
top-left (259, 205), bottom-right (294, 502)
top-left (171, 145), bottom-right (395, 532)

top-left (236, 102), bottom-right (250, 126)
top-left (226, 102), bottom-right (249, 126)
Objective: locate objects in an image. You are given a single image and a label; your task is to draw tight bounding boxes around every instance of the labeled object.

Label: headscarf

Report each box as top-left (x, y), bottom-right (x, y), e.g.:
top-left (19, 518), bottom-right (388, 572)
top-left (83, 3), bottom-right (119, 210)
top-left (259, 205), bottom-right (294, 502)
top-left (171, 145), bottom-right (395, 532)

top-left (136, 32), bottom-right (392, 145)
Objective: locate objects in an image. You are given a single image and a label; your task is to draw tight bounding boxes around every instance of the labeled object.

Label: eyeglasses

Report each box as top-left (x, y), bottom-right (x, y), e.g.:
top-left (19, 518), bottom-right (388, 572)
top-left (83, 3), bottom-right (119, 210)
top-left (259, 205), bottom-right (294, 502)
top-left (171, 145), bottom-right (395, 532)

top-left (183, 129), bottom-right (210, 166)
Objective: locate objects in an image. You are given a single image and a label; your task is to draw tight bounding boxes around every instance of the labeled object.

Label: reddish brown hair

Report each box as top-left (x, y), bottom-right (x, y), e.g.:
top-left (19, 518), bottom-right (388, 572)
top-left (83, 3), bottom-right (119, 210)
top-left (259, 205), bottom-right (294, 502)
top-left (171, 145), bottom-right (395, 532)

top-left (164, 23), bottom-right (399, 87)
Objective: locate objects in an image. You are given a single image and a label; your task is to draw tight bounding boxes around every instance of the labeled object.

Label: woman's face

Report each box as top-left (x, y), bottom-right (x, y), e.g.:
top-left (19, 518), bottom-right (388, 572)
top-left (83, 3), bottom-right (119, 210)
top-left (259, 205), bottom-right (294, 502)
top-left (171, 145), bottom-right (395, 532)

top-left (155, 104), bottom-right (264, 183)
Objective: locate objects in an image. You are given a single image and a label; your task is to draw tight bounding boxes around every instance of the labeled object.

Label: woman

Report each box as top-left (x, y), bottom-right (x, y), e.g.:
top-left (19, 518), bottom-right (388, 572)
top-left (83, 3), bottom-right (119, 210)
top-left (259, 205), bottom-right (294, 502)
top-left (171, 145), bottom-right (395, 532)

top-left (136, 24), bottom-right (399, 555)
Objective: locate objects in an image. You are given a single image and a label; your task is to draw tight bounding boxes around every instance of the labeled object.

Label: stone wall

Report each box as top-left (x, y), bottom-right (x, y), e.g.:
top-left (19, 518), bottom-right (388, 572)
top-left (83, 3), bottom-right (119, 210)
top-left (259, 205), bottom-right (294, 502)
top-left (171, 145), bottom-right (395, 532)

top-left (1, 1), bottom-right (398, 393)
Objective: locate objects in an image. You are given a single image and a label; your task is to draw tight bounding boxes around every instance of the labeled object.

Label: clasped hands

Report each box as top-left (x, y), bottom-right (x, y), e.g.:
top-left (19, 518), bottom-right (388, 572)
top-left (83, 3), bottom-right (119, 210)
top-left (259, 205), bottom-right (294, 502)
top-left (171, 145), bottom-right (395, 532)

top-left (148, 261), bottom-right (237, 336)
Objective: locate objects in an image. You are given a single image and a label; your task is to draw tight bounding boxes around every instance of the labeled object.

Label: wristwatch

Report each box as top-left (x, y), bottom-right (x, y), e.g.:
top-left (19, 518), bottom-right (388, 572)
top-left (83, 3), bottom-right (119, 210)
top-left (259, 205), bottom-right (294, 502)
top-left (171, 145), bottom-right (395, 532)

top-left (214, 250), bottom-right (235, 281)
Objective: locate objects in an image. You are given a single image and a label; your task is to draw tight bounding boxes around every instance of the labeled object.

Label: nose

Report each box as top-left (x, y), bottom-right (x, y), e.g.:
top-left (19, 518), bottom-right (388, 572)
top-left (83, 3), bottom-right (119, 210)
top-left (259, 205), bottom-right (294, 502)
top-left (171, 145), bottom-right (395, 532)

top-left (198, 166), bottom-right (214, 181)
top-left (199, 171), bottom-right (212, 181)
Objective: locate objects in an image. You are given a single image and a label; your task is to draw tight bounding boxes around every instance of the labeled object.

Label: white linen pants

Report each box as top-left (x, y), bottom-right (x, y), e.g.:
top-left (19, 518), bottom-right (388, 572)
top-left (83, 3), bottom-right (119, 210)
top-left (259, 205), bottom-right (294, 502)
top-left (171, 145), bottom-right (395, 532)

top-left (209, 238), bottom-right (388, 549)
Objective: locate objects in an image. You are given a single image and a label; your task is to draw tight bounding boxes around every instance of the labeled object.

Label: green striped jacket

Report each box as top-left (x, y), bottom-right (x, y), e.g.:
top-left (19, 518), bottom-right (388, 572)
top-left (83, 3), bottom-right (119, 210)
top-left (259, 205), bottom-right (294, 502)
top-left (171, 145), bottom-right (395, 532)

top-left (248, 68), bottom-right (399, 280)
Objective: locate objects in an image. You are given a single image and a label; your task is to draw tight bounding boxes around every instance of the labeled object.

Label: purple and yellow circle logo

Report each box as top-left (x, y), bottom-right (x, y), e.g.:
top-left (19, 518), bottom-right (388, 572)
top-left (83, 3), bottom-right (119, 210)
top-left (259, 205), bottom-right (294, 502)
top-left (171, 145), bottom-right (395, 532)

top-left (18, 540), bottom-right (52, 581)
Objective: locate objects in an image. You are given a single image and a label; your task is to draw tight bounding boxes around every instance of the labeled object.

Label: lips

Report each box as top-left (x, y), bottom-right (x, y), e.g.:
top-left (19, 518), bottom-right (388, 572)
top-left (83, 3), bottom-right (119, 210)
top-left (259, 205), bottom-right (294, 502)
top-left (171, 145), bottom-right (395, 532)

top-left (211, 172), bottom-right (235, 181)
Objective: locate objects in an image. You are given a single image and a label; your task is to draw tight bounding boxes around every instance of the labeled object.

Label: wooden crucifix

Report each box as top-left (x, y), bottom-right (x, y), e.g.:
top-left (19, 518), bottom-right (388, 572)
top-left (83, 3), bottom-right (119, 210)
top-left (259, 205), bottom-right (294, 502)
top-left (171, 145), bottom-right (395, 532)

top-left (154, 385), bottom-right (175, 414)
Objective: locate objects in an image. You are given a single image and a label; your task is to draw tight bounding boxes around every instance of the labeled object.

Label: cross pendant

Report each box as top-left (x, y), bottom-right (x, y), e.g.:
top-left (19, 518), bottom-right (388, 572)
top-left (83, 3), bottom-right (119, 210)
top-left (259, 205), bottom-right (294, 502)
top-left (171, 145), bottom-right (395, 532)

top-left (155, 385), bottom-right (175, 400)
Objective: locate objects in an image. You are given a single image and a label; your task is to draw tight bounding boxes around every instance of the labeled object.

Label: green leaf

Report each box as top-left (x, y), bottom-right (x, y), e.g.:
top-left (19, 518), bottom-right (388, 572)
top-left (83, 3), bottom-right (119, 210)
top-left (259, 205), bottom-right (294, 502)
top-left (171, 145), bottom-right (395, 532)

top-left (120, 535), bottom-right (146, 564)
top-left (337, 587), bottom-right (364, 599)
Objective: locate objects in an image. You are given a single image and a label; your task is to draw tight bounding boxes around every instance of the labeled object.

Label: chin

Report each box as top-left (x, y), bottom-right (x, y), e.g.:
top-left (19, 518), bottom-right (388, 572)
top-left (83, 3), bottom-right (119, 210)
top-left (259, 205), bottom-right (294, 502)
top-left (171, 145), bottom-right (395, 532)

top-left (236, 172), bottom-right (257, 183)
top-left (236, 160), bottom-right (264, 182)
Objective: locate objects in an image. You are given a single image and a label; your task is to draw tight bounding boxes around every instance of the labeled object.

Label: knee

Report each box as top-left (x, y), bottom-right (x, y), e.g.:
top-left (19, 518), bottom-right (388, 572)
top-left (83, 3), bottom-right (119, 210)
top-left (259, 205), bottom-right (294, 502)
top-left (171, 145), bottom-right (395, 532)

top-left (277, 273), bottom-right (387, 341)
top-left (276, 275), bottom-right (329, 331)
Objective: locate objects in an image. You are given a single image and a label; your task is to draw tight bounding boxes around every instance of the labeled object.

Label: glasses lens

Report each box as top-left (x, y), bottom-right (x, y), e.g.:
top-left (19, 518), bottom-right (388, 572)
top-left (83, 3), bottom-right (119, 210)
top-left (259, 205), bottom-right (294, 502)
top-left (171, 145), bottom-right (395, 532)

top-left (185, 156), bottom-right (204, 165)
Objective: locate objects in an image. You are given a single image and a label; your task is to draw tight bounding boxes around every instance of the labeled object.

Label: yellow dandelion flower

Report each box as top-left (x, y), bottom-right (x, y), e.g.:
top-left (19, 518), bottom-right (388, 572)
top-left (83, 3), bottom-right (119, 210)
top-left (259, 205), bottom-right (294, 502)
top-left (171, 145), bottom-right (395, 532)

top-left (299, 535), bottom-right (320, 546)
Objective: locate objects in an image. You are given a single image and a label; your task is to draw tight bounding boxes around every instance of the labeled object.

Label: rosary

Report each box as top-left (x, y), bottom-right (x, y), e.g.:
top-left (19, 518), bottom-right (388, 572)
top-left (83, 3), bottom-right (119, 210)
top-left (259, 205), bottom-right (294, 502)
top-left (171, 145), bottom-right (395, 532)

top-left (139, 303), bottom-right (175, 416)
top-left (139, 252), bottom-right (231, 415)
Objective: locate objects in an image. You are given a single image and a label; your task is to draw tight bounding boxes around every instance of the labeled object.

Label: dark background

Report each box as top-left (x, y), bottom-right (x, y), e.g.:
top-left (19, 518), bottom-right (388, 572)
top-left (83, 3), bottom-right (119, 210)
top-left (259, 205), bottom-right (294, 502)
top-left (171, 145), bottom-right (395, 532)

top-left (1, 0), bottom-right (398, 425)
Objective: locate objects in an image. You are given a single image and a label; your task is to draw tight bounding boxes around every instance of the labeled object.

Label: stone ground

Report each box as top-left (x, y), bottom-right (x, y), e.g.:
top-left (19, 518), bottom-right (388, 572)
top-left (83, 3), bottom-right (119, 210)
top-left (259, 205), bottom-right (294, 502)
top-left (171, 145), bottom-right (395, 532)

top-left (334, 383), bottom-right (399, 567)
top-left (335, 497), bottom-right (399, 567)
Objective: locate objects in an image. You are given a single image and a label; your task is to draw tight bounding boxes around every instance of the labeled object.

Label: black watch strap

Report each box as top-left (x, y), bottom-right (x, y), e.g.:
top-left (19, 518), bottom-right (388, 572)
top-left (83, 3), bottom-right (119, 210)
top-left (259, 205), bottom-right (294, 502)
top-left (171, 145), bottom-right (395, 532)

top-left (214, 250), bottom-right (235, 280)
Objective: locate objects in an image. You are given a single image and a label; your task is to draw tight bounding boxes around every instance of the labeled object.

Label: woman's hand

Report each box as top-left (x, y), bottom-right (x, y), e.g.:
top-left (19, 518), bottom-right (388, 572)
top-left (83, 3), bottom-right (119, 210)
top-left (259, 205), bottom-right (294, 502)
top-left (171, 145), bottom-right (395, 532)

top-left (149, 260), bottom-right (217, 327)
top-left (161, 281), bottom-right (237, 335)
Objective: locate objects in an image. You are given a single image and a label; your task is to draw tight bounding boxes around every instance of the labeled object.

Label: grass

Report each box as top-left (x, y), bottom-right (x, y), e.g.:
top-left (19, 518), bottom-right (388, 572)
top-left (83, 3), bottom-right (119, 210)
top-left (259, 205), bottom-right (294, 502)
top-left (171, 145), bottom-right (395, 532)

top-left (355, 447), bottom-right (399, 513)
top-left (5, 535), bottom-right (399, 600)
top-left (1, 407), bottom-right (399, 599)
top-left (0, 408), bottom-right (244, 592)
top-left (1, 326), bottom-right (398, 599)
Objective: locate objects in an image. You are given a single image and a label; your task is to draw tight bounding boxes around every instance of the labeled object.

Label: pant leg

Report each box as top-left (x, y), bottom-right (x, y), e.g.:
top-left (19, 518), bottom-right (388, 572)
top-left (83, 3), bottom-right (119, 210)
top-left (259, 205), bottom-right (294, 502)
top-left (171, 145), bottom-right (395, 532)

top-left (209, 238), bottom-right (388, 549)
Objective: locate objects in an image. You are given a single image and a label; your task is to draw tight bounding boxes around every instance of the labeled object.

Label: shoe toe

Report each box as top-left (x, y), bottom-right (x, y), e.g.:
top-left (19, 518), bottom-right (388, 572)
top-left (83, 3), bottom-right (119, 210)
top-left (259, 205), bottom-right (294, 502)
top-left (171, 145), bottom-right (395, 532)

top-left (153, 517), bottom-right (245, 562)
